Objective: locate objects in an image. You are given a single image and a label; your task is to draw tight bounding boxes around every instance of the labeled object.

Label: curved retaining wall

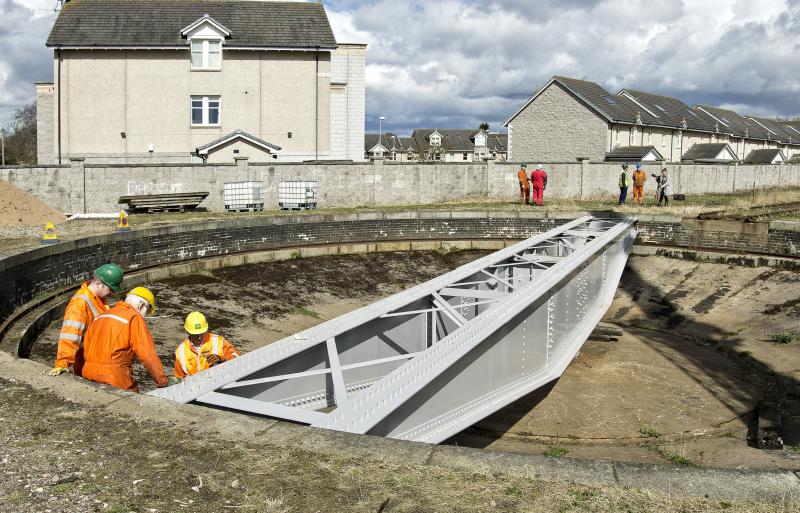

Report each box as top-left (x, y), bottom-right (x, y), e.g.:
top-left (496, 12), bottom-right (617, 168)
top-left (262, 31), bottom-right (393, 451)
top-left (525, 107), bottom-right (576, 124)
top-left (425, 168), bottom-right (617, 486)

top-left (2, 210), bottom-right (798, 333)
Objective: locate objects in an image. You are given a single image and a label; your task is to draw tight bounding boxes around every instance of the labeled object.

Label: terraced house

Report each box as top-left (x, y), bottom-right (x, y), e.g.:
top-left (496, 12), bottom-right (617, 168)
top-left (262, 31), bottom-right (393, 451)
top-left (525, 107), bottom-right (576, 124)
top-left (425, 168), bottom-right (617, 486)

top-left (504, 75), bottom-right (799, 164)
top-left (36, 0), bottom-right (366, 164)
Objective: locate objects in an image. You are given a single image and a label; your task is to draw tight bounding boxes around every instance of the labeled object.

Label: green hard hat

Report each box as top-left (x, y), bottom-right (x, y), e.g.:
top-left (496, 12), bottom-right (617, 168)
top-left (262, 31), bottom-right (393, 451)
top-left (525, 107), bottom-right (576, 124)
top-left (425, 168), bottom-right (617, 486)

top-left (94, 263), bottom-right (124, 292)
top-left (521, 163), bottom-right (527, 168)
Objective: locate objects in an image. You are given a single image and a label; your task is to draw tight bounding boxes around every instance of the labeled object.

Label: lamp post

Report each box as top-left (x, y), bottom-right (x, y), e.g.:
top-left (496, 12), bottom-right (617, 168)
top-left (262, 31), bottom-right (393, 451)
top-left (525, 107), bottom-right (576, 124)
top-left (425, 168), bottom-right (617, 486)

top-left (0, 129), bottom-right (5, 166)
top-left (379, 116), bottom-right (385, 157)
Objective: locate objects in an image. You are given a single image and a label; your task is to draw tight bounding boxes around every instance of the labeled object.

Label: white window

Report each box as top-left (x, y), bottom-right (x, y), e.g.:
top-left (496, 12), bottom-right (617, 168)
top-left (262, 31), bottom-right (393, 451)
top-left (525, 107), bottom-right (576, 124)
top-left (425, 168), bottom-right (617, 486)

top-left (191, 96), bottom-right (221, 126)
top-left (190, 39), bottom-right (222, 70)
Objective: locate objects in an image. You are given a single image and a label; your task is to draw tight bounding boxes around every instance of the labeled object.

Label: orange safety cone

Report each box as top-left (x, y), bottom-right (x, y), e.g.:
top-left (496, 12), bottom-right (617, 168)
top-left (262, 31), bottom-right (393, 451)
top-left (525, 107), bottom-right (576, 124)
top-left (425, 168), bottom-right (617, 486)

top-left (41, 222), bottom-right (59, 244)
top-left (116, 210), bottom-right (131, 232)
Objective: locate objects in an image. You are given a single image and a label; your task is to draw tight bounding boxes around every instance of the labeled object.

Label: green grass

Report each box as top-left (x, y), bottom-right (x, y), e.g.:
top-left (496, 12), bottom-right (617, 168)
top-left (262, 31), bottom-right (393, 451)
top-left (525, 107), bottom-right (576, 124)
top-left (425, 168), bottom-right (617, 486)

top-left (768, 331), bottom-right (796, 344)
top-left (789, 445), bottom-right (800, 454)
top-left (638, 425), bottom-right (660, 438)
top-left (650, 445), bottom-right (696, 467)
top-left (293, 306), bottom-right (321, 319)
top-left (544, 445), bottom-right (569, 458)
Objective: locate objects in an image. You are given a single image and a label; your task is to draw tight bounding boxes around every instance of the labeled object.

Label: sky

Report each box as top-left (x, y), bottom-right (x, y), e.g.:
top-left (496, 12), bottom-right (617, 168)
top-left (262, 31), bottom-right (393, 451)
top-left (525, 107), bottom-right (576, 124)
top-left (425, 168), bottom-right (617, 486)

top-left (1, 0), bottom-right (798, 135)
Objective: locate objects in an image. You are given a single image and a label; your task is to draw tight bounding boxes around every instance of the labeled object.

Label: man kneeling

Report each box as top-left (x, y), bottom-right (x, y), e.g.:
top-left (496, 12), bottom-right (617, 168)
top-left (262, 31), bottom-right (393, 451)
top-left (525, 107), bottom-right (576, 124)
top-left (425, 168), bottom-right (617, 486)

top-left (174, 311), bottom-right (240, 379)
top-left (82, 287), bottom-right (175, 392)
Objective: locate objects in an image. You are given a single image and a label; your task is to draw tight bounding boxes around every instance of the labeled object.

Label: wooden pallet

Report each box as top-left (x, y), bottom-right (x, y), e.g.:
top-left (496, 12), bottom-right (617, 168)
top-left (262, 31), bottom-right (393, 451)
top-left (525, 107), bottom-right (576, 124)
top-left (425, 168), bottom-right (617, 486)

top-left (118, 192), bottom-right (209, 213)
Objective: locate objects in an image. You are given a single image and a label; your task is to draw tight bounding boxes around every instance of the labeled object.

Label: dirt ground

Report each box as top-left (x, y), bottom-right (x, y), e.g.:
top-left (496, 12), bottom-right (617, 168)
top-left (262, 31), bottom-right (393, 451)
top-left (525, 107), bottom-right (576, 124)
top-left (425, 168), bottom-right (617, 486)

top-left (5, 378), bottom-right (797, 513)
top-left (30, 250), bottom-right (800, 472)
top-left (0, 179), bottom-right (65, 227)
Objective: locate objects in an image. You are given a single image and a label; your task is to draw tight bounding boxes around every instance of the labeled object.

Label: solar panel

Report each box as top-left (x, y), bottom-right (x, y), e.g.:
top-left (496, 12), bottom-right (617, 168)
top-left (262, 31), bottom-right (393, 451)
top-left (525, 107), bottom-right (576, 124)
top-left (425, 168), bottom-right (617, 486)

top-left (655, 105), bottom-right (667, 112)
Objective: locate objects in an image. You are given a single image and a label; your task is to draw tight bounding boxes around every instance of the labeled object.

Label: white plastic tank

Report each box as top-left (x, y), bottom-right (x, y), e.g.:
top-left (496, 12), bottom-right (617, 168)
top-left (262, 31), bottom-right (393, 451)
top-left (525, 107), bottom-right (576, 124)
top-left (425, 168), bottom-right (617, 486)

top-left (278, 180), bottom-right (317, 210)
top-left (223, 181), bottom-right (264, 212)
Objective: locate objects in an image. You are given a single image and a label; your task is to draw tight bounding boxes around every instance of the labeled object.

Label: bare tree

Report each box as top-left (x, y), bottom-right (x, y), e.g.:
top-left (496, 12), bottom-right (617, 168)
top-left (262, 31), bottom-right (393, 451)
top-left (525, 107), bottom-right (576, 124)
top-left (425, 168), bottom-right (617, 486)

top-left (2, 103), bottom-right (37, 165)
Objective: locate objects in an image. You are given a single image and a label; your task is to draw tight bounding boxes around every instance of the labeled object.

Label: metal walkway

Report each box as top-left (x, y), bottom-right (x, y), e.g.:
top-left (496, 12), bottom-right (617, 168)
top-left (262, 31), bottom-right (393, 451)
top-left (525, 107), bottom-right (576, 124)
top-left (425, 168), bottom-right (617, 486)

top-left (150, 216), bottom-right (637, 443)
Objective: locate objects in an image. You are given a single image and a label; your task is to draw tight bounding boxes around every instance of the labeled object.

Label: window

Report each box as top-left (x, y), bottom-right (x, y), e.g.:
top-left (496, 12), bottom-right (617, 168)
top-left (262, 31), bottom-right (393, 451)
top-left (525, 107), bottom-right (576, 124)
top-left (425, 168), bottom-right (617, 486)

top-left (462, 153), bottom-right (468, 161)
top-left (191, 96), bottom-right (220, 126)
top-left (190, 39), bottom-right (222, 70)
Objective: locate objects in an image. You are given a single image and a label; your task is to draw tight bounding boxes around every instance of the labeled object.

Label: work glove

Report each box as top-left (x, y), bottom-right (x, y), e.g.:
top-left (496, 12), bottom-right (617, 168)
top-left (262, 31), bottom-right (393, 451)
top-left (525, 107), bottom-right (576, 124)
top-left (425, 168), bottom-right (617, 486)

top-left (166, 376), bottom-right (182, 386)
top-left (205, 354), bottom-right (221, 366)
top-left (48, 366), bottom-right (69, 376)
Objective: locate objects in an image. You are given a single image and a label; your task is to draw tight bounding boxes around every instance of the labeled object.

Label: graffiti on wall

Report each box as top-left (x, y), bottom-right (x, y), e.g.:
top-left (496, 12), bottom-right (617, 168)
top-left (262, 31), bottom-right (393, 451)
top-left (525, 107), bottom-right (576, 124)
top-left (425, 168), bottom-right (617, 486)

top-left (126, 181), bottom-right (184, 195)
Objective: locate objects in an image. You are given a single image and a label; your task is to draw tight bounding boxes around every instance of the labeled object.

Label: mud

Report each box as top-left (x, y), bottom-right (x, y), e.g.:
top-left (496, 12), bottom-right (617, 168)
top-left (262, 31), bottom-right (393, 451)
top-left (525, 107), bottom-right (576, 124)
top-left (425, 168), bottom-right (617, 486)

top-left (29, 250), bottom-right (800, 470)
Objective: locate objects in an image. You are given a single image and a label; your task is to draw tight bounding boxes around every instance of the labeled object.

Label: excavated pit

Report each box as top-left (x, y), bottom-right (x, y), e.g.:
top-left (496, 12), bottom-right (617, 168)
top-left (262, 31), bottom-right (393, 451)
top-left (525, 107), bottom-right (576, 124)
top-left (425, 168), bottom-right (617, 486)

top-left (29, 249), bottom-right (800, 470)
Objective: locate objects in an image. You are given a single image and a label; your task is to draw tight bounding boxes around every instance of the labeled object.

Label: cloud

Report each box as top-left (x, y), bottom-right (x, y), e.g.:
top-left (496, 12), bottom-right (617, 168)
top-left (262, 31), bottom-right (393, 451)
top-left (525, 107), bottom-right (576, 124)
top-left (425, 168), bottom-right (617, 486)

top-left (0, 0), bottom-right (54, 127)
top-left (326, 0), bottom-right (800, 134)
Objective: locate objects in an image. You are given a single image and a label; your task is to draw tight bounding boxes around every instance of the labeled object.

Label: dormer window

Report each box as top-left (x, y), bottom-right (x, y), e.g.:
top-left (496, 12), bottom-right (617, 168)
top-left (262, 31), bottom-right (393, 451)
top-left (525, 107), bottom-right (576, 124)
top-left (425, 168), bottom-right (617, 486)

top-left (430, 133), bottom-right (441, 147)
top-left (191, 39), bottom-right (221, 69)
top-left (181, 14), bottom-right (231, 71)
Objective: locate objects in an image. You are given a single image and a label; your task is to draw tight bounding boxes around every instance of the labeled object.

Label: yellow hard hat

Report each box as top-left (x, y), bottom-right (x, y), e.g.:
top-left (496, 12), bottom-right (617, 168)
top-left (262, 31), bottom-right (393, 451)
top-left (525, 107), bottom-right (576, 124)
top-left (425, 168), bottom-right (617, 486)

top-left (128, 286), bottom-right (156, 314)
top-left (184, 311), bottom-right (208, 335)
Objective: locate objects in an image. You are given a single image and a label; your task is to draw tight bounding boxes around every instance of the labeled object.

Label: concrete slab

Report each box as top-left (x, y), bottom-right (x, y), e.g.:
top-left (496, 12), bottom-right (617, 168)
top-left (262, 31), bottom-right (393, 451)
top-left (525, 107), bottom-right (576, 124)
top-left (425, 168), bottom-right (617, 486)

top-left (614, 462), bottom-right (800, 501)
top-left (429, 445), bottom-right (618, 487)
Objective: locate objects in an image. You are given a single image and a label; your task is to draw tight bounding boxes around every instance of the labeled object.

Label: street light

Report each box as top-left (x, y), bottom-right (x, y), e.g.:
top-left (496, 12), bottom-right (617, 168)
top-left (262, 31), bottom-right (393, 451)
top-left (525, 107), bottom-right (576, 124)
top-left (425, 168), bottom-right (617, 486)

top-left (379, 116), bottom-right (386, 157)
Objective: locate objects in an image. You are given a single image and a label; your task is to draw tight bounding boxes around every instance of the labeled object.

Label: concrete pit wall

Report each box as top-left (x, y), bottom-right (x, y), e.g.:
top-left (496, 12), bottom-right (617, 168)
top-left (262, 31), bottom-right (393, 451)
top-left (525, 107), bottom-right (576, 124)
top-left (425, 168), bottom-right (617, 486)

top-left (1, 210), bottom-right (799, 336)
top-left (1, 160), bottom-right (799, 213)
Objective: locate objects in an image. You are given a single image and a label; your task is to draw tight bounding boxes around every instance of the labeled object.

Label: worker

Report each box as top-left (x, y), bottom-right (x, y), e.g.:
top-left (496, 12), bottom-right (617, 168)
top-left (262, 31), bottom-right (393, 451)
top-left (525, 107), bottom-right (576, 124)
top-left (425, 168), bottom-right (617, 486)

top-left (48, 263), bottom-right (124, 376)
top-left (174, 311), bottom-right (240, 379)
top-left (517, 163), bottom-right (531, 205)
top-left (530, 164), bottom-right (548, 206)
top-left (81, 287), bottom-right (175, 392)
top-left (657, 168), bottom-right (672, 206)
top-left (618, 164), bottom-right (629, 205)
top-left (632, 163), bottom-right (647, 205)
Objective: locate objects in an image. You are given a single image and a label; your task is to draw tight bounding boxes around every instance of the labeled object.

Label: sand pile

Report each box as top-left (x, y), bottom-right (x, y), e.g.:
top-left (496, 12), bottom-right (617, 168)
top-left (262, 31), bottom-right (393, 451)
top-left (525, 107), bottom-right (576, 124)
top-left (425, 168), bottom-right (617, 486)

top-left (0, 179), bottom-right (66, 227)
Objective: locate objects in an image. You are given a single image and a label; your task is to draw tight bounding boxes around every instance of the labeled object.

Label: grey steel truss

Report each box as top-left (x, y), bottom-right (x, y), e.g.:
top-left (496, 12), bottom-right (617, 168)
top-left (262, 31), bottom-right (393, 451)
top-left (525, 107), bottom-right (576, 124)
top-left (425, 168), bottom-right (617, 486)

top-left (150, 216), bottom-right (638, 443)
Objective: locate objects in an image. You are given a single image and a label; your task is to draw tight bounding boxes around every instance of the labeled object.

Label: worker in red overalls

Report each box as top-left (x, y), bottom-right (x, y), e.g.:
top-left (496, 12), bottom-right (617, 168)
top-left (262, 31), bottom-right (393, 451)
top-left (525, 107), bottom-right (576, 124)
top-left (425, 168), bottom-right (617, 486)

top-left (530, 164), bottom-right (548, 206)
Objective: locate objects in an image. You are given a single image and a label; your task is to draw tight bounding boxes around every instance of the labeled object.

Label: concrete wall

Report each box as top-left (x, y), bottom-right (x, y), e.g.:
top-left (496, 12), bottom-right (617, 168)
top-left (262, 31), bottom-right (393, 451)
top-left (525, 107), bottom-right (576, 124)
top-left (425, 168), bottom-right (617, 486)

top-left (508, 82), bottom-right (609, 162)
top-left (2, 160), bottom-right (800, 213)
top-left (329, 44), bottom-right (366, 162)
top-left (35, 83), bottom-right (54, 166)
top-left (45, 49), bottom-right (333, 164)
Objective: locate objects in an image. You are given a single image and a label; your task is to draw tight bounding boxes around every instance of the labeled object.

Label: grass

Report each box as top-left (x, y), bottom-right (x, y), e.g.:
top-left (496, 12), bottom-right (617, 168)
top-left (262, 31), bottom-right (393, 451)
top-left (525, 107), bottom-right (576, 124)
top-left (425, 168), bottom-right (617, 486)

top-left (544, 445), bottom-right (570, 458)
top-left (293, 306), bottom-right (321, 319)
top-left (768, 330), bottom-right (796, 344)
top-left (638, 425), bottom-right (660, 438)
top-left (650, 445), bottom-right (696, 467)
top-left (789, 445), bottom-right (800, 454)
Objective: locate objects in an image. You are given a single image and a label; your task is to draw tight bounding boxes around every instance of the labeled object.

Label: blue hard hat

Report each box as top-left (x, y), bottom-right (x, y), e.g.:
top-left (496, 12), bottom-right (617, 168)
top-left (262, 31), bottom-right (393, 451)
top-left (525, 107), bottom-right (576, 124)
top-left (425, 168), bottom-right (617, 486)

top-left (635, 162), bottom-right (641, 169)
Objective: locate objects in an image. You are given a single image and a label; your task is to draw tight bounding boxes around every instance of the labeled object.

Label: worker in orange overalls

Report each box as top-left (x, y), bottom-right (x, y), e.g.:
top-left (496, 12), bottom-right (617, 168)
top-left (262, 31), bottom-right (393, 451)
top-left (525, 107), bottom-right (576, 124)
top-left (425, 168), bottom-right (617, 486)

top-left (81, 287), bottom-right (175, 392)
top-left (530, 164), bottom-right (548, 206)
top-left (517, 163), bottom-right (530, 205)
top-left (48, 263), bottom-right (124, 377)
top-left (632, 162), bottom-right (647, 205)
top-left (174, 311), bottom-right (240, 379)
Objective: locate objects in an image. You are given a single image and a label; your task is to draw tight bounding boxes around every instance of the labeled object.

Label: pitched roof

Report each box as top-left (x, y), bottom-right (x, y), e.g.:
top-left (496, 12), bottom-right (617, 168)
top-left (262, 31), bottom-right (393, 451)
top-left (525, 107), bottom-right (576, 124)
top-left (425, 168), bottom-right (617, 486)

top-left (47, 0), bottom-right (337, 49)
top-left (604, 145), bottom-right (664, 162)
top-left (693, 105), bottom-right (772, 140)
top-left (364, 133), bottom-right (408, 153)
top-left (619, 89), bottom-right (718, 133)
top-left (487, 133), bottom-right (507, 152)
top-left (779, 121), bottom-right (800, 139)
top-left (196, 129), bottom-right (281, 155)
top-left (681, 143), bottom-right (738, 162)
top-left (746, 116), bottom-right (796, 144)
top-left (743, 148), bottom-right (785, 164)
top-left (410, 129), bottom-right (482, 153)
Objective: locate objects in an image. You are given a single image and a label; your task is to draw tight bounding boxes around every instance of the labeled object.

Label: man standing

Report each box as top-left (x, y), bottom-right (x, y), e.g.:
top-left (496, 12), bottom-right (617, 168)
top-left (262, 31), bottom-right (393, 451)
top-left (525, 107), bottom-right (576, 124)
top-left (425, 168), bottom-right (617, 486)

top-left (174, 311), bottom-right (240, 379)
top-left (657, 168), bottom-right (672, 206)
top-left (618, 164), bottom-right (629, 205)
top-left (49, 263), bottom-right (124, 376)
top-left (81, 287), bottom-right (174, 392)
top-left (531, 164), bottom-right (548, 206)
top-left (517, 163), bottom-right (530, 205)
top-left (632, 163), bottom-right (647, 205)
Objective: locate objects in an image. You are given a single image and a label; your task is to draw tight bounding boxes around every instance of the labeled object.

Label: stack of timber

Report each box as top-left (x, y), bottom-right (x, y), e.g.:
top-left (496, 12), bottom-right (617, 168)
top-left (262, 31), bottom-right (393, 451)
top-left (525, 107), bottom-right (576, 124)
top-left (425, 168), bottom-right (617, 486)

top-left (118, 192), bottom-right (209, 213)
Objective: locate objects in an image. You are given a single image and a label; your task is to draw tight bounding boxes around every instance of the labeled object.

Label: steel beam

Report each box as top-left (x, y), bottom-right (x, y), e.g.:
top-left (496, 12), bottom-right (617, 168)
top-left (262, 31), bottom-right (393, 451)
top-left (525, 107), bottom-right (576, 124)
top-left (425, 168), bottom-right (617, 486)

top-left (149, 216), bottom-right (637, 444)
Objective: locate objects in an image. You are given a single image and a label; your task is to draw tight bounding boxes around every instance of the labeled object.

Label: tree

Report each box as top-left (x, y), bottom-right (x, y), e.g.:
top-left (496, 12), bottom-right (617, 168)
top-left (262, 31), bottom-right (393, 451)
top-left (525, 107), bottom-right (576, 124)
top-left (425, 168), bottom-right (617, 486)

top-left (479, 122), bottom-right (490, 131)
top-left (2, 103), bottom-right (37, 165)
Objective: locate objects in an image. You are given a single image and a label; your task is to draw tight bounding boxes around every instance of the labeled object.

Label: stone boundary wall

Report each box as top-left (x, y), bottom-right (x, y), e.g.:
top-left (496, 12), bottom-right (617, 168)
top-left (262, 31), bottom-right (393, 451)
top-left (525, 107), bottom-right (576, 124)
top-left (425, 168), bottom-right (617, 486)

top-left (1, 210), bottom-right (798, 330)
top-left (1, 159), bottom-right (798, 213)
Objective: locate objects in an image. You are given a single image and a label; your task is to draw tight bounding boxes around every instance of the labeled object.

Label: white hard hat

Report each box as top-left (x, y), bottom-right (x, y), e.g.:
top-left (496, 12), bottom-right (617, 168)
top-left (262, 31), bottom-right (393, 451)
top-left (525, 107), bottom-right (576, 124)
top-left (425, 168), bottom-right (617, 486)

top-left (537, 164), bottom-right (543, 168)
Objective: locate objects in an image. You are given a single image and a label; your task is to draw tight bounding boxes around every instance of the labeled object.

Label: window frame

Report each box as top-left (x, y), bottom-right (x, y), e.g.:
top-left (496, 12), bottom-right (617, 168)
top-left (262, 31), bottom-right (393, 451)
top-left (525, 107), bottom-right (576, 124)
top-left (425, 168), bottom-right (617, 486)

top-left (189, 37), bottom-right (223, 71)
top-left (190, 95), bottom-right (222, 127)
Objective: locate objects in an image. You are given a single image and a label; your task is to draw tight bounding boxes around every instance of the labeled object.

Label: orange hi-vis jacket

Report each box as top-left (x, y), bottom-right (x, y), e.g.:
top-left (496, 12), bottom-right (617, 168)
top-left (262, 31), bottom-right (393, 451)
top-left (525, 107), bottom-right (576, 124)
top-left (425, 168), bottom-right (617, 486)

top-left (517, 169), bottom-right (529, 188)
top-left (54, 282), bottom-right (109, 370)
top-left (174, 333), bottom-right (240, 379)
top-left (633, 170), bottom-right (647, 187)
top-left (81, 301), bottom-right (168, 392)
